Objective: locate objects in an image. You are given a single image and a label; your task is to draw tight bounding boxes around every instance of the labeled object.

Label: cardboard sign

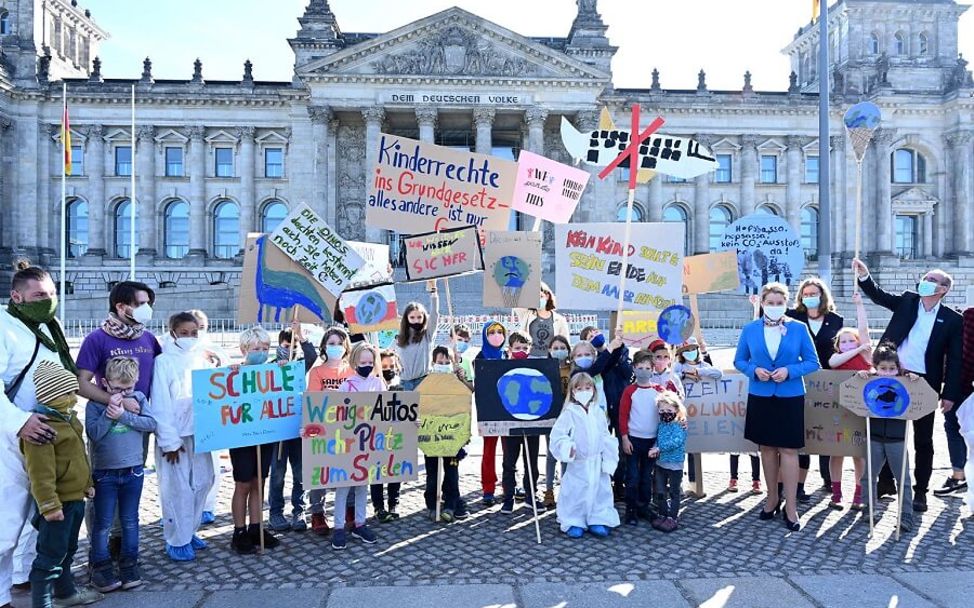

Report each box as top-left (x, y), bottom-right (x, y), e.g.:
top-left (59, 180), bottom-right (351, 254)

top-left (338, 283), bottom-right (399, 334)
top-left (720, 214), bottom-right (804, 296)
top-left (474, 358), bottom-right (564, 436)
top-left (684, 375), bottom-right (757, 453)
top-left (610, 310), bottom-right (660, 349)
top-left (683, 251), bottom-right (740, 295)
top-left (482, 231), bottom-right (542, 308)
top-left (348, 241), bottom-right (391, 288)
top-left (193, 362), bottom-right (307, 452)
top-left (657, 304), bottom-right (694, 345)
top-left (511, 150), bottom-right (589, 224)
top-left (555, 222), bottom-right (685, 312)
top-left (417, 373), bottom-right (472, 457)
top-left (403, 225), bottom-right (485, 282)
top-left (839, 375), bottom-right (939, 420)
top-left (301, 390), bottom-right (419, 490)
top-left (238, 234), bottom-right (337, 325)
top-left (803, 370), bottom-right (867, 457)
top-left (366, 133), bottom-right (516, 237)
top-left (269, 202), bottom-right (364, 297)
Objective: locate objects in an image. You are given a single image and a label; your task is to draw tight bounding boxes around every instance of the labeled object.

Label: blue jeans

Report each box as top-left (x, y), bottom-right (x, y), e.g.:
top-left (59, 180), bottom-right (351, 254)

top-left (625, 436), bottom-right (656, 510)
top-left (400, 376), bottom-right (425, 391)
top-left (90, 466), bottom-right (144, 564)
top-left (30, 500), bottom-right (85, 608)
top-left (270, 438), bottom-right (305, 518)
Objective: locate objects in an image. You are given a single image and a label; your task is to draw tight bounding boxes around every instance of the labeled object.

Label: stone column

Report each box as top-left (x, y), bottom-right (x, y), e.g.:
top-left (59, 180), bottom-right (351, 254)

top-left (0, 117), bottom-right (10, 254)
top-left (308, 106), bottom-right (332, 224)
top-left (575, 109), bottom-right (600, 223)
top-left (740, 135), bottom-right (758, 216)
top-left (327, 116), bottom-right (339, 228)
top-left (692, 133), bottom-right (712, 254)
top-left (416, 106), bottom-right (437, 144)
top-left (136, 125), bottom-right (156, 256)
top-left (923, 212), bottom-right (934, 258)
top-left (362, 106), bottom-right (385, 243)
top-left (830, 135), bottom-right (845, 255)
top-left (648, 171), bottom-right (663, 222)
top-left (187, 125), bottom-right (207, 260)
top-left (473, 107), bottom-right (495, 155)
top-left (16, 119), bottom-right (40, 255)
top-left (39, 123), bottom-right (55, 253)
top-left (525, 106), bottom-right (548, 154)
top-left (785, 135), bottom-right (803, 232)
top-left (948, 131), bottom-right (973, 254)
top-left (84, 125), bottom-right (106, 258)
top-left (872, 128), bottom-right (894, 255)
top-left (237, 126), bottom-right (256, 253)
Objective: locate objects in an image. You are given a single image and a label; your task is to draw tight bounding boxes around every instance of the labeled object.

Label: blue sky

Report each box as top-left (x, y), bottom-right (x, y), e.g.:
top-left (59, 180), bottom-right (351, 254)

top-left (81, 0), bottom-right (974, 91)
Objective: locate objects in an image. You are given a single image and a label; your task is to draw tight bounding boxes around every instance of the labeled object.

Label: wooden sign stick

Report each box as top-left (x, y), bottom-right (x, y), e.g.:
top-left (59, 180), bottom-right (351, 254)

top-left (866, 416), bottom-right (874, 538)
top-left (280, 308), bottom-right (300, 461)
top-left (853, 158), bottom-right (864, 295)
top-left (435, 457), bottom-right (443, 523)
top-left (523, 434), bottom-right (542, 544)
top-left (688, 293), bottom-right (703, 345)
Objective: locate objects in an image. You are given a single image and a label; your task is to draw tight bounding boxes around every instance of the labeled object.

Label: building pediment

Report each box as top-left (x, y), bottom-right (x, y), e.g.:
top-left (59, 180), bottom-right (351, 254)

top-left (892, 186), bottom-right (939, 214)
top-left (297, 7), bottom-right (609, 83)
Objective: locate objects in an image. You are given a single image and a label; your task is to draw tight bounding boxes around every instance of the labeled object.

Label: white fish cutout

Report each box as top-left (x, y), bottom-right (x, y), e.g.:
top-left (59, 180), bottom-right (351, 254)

top-left (560, 114), bottom-right (719, 181)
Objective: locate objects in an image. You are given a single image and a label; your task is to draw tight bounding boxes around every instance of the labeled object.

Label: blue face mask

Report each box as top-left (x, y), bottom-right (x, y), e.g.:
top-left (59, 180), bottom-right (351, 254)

top-left (683, 349), bottom-right (699, 362)
top-left (454, 341), bottom-right (469, 354)
top-left (574, 355), bottom-right (594, 370)
top-left (590, 334), bottom-right (605, 349)
top-left (917, 280), bottom-right (938, 297)
top-left (245, 351), bottom-right (268, 366)
top-left (325, 345), bottom-right (345, 361)
top-left (802, 296), bottom-right (821, 310)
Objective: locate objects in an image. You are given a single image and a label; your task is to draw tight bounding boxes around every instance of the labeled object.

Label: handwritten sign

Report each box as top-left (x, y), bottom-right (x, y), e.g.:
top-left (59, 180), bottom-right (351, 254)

top-left (511, 150), bottom-right (589, 224)
top-left (301, 391), bottom-right (419, 490)
top-left (417, 373), bottom-right (472, 457)
top-left (610, 310), bottom-right (660, 349)
top-left (482, 231), bottom-right (542, 308)
top-left (338, 283), bottom-right (399, 334)
top-left (839, 375), bottom-right (939, 421)
top-left (683, 251), bottom-right (740, 295)
top-left (403, 225), bottom-right (485, 282)
top-left (348, 241), bottom-right (391, 289)
top-left (720, 214), bottom-right (804, 296)
top-left (366, 133), bottom-right (516, 237)
top-left (804, 371), bottom-right (867, 457)
top-left (474, 359), bottom-right (563, 436)
top-left (554, 222), bottom-right (685, 312)
top-left (684, 375), bottom-right (757, 453)
top-left (193, 362), bottom-right (307, 452)
top-left (269, 203), bottom-right (364, 297)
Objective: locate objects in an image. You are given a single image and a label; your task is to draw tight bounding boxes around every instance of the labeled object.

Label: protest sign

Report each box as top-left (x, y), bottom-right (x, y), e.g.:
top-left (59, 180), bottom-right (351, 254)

top-left (804, 370), bottom-right (867, 457)
top-left (610, 310), bottom-right (660, 349)
top-left (474, 359), bottom-right (563, 436)
top-left (301, 390), bottom-right (419, 490)
top-left (338, 283), bottom-right (398, 334)
top-left (839, 375), bottom-right (939, 421)
top-left (348, 241), bottom-right (391, 288)
top-left (657, 304), bottom-right (695, 345)
top-left (417, 373), bottom-right (472, 457)
top-left (683, 251), bottom-right (740, 295)
top-left (555, 223), bottom-right (684, 311)
top-left (193, 362), bottom-right (307, 452)
top-left (238, 234), bottom-right (337, 325)
top-left (366, 133), bottom-right (516, 237)
top-left (269, 202), bottom-right (364, 297)
top-left (482, 231), bottom-right (542, 308)
top-left (684, 375), bottom-right (757, 454)
top-left (511, 150), bottom-right (589, 224)
top-left (719, 213), bottom-right (804, 296)
top-left (403, 225), bottom-right (485, 282)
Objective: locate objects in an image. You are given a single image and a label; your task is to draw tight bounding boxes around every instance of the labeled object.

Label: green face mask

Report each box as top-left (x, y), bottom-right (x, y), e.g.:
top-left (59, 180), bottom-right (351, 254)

top-left (13, 297), bottom-right (58, 324)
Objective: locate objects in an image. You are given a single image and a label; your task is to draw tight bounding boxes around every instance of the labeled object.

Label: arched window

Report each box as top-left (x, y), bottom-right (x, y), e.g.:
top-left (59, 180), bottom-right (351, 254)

top-left (663, 204), bottom-right (690, 255)
top-left (801, 206), bottom-right (819, 259)
top-left (616, 203), bottom-right (644, 222)
top-left (892, 148), bottom-right (926, 183)
top-left (894, 32), bottom-right (907, 55)
top-left (113, 199), bottom-right (137, 258)
top-left (868, 33), bottom-right (880, 55)
top-left (261, 200), bottom-right (288, 233)
top-left (918, 33), bottom-right (929, 55)
top-left (213, 200), bottom-right (240, 259)
top-left (164, 200), bottom-right (190, 258)
top-left (65, 198), bottom-right (88, 258)
top-left (0, 10), bottom-right (10, 35)
top-left (757, 205), bottom-right (779, 216)
top-left (708, 205), bottom-right (733, 252)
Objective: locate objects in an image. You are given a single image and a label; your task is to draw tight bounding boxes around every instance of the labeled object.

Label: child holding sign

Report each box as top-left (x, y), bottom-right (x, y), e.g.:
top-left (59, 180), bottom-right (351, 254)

top-left (651, 391), bottom-right (688, 532)
top-left (544, 335), bottom-right (573, 508)
top-left (475, 321), bottom-right (508, 505)
top-left (500, 332), bottom-right (546, 515)
top-left (396, 281), bottom-right (439, 391)
top-left (424, 346), bottom-right (473, 523)
top-left (373, 350), bottom-right (403, 523)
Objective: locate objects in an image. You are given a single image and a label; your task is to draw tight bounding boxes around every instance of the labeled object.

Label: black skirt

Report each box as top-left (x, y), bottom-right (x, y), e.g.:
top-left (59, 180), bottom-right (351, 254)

top-left (744, 394), bottom-right (805, 449)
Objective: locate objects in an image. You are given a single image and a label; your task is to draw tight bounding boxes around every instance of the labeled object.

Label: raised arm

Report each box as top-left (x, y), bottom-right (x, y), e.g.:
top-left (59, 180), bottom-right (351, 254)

top-left (853, 258), bottom-right (901, 312)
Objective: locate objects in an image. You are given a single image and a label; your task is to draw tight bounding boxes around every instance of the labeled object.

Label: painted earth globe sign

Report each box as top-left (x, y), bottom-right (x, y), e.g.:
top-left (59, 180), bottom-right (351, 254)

top-left (863, 377), bottom-right (911, 418)
top-left (355, 291), bottom-right (388, 326)
top-left (657, 304), bottom-right (695, 345)
top-left (497, 367), bottom-right (554, 421)
top-left (843, 101), bottom-right (881, 130)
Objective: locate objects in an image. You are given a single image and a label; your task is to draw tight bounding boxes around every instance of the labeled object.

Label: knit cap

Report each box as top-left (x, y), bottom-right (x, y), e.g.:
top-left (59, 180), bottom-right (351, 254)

top-left (33, 361), bottom-right (79, 405)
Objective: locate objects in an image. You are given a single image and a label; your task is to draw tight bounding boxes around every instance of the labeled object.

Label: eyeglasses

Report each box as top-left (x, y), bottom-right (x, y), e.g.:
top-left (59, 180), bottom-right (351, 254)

top-left (106, 383), bottom-right (134, 395)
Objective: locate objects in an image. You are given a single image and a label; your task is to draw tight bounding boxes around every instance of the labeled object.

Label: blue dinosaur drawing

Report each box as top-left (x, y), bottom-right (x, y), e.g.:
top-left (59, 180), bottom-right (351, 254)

top-left (253, 235), bottom-right (332, 324)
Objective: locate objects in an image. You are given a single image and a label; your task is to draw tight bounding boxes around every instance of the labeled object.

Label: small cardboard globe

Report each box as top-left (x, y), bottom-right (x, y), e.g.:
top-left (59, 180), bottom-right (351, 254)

top-left (657, 304), bottom-right (695, 345)
top-left (863, 377), bottom-right (911, 418)
top-left (354, 291), bottom-right (389, 326)
top-left (843, 102), bottom-right (881, 130)
top-left (497, 367), bottom-right (554, 421)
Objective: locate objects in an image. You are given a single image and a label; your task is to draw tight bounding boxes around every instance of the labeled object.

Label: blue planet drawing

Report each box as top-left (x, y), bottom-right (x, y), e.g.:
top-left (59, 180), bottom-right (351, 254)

top-left (863, 377), bottom-right (910, 418)
top-left (657, 304), bottom-right (694, 345)
top-left (843, 102), bottom-right (881, 130)
top-left (355, 291), bottom-right (387, 326)
top-left (497, 368), bottom-right (554, 421)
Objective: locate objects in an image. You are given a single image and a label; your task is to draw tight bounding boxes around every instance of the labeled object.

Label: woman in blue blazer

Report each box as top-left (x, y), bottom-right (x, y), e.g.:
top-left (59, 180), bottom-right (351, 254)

top-left (734, 283), bottom-right (821, 531)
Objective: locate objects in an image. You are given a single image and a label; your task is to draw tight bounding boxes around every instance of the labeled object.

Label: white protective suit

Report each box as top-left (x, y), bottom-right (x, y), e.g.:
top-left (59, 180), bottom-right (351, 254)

top-left (550, 400), bottom-right (620, 532)
top-left (152, 340), bottom-right (215, 547)
top-left (957, 393), bottom-right (974, 513)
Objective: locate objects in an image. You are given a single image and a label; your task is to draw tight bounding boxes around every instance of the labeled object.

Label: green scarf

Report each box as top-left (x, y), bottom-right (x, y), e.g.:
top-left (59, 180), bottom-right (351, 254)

top-left (6, 302), bottom-right (77, 374)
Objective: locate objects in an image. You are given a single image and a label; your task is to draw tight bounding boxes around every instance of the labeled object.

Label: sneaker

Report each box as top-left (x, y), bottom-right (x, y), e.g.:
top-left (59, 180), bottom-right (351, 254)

top-left (331, 529), bottom-right (347, 550)
top-left (751, 480), bottom-right (762, 494)
top-left (290, 513), bottom-right (307, 531)
top-left (913, 494), bottom-right (928, 513)
top-left (482, 493), bottom-right (496, 506)
top-left (664, 517), bottom-right (679, 532)
top-left (351, 525), bottom-right (377, 544)
top-left (200, 510), bottom-right (216, 525)
top-left (230, 529), bottom-right (256, 555)
top-left (377, 510), bottom-right (397, 524)
top-left (439, 509), bottom-right (455, 523)
top-left (796, 489), bottom-right (811, 504)
top-left (269, 513), bottom-right (291, 532)
top-left (828, 500), bottom-right (845, 511)
top-left (118, 558), bottom-right (142, 590)
top-left (625, 508), bottom-right (638, 526)
top-left (90, 561), bottom-right (121, 593)
top-left (311, 513), bottom-right (330, 536)
top-left (727, 479), bottom-right (739, 493)
top-left (165, 542), bottom-right (196, 562)
top-left (500, 498), bottom-right (515, 514)
top-left (454, 503), bottom-right (469, 520)
top-left (651, 517), bottom-right (667, 531)
top-left (566, 526), bottom-right (585, 538)
top-left (52, 588), bottom-right (102, 607)
top-left (933, 477), bottom-right (968, 497)
top-left (900, 513), bottom-right (915, 532)
top-left (529, 499), bottom-right (547, 514)
top-left (849, 502), bottom-right (865, 512)
top-left (249, 526), bottom-right (281, 550)
top-left (588, 524), bottom-right (610, 537)
top-left (190, 535), bottom-right (208, 550)
top-left (543, 489), bottom-right (556, 508)
top-left (514, 487), bottom-right (526, 502)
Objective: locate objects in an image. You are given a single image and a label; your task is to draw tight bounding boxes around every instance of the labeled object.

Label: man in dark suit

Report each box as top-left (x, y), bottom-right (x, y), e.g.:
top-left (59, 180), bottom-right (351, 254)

top-left (852, 259), bottom-right (964, 512)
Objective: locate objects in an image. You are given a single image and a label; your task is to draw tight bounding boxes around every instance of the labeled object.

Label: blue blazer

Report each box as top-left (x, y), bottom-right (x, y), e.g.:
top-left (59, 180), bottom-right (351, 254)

top-left (734, 318), bottom-right (821, 397)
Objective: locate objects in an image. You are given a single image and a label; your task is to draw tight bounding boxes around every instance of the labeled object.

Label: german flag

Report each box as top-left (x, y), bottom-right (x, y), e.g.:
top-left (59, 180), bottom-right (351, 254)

top-left (61, 101), bottom-right (71, 176)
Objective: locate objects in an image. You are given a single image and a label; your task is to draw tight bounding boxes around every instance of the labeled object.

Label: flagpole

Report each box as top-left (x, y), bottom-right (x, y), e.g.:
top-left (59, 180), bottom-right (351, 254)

top-left (817, 0), bottom-right (832, 283)
top-left (60, 82), bottom-right (67, 326)
top-left (129, 84), bottom-right (136, 279)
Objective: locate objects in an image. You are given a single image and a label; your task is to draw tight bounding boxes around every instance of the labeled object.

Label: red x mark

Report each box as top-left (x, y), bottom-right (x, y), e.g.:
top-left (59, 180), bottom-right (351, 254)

top-left (597, 104), bottom-right (666, 190)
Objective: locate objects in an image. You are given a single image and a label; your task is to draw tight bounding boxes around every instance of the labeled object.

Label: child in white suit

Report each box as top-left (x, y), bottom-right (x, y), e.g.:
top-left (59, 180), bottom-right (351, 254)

top-left (550, 372), bottom-right (620, 538)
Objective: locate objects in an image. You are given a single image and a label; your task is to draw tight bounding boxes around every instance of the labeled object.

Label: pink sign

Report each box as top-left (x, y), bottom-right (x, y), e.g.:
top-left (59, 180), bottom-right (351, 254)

top-left (511, 150), bottom-right (590, 224)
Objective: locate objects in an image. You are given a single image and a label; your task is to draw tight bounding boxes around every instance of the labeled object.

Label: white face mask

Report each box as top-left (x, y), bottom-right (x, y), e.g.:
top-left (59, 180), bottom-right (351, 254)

top-left (764, 305), bottom-right (786, 322)
top-left (432, 363), bottom-right (453, 374)
top-left (131, 303), bottom-right (153, 324)
top-left (175, 337), bottom-right (199, 352)
top-left (575, 389), bottom-right (594, 405)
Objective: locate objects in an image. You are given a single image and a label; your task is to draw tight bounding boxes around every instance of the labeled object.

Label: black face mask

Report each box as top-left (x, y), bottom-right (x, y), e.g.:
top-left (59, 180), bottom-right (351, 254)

top-left (382, 369), bottom-right (396, 382)
top-left (660, 412), bottom-right (677, 423)
top-left (409, 322), bottom-right (424, 331)
top-left (356, 365), bottom-right (374, 378)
